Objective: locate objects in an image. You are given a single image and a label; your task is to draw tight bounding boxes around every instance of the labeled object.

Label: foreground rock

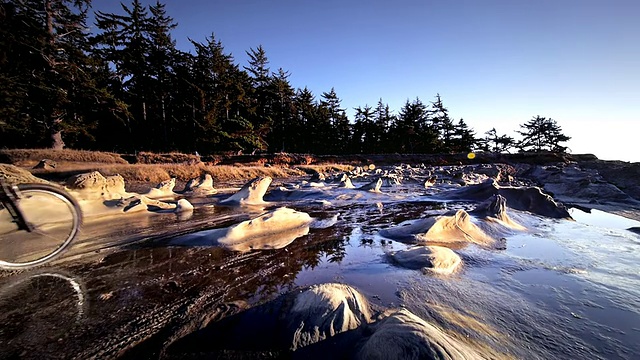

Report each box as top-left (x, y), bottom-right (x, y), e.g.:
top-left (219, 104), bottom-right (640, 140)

top-left (380, 210), bottom-right (495, 247)
top-left (389, 246), bottom-right (462, 275)
top-left (356, 309), bottom-right (486, 360)
top-left (288, 283), bottom-right (373, 350)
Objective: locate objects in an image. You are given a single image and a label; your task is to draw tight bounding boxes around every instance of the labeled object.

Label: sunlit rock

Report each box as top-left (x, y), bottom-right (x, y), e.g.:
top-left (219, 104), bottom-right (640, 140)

top-left (182, 173), bottom-right (217, 195)
top-left (380, 210), bottom-right (495, 247)
top-left (338, 174), bottom-right (355, 189)
top-left (144, 178), bottom-right (176, 199)
top-left (356, 309), bottom-right (485, 360)
top-left (171, 207), bottom-right (311, 251)
top-left (66, 171), bottom-right (127, 200)
top-left (424, 176), bottom-right (437, 188)
top-left (218, 207), bottom-right (311, 250)
top-left (288, 283), bottom-right (373, 351)
top-left (389, 246), bottom-right (462, 275)
top-left (0, 164), bottom-right (49, 185)
top-left (220, 176), bottom-right (272, 205)
top-left (359, 178), bottom-right (382, 193)
top-left (175, 198), bottom-right (194, 212)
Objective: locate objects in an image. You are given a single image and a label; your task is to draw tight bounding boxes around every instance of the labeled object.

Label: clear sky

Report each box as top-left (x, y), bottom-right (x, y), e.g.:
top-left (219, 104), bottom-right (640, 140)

top-left (92, 0), bottom-right (639, 162)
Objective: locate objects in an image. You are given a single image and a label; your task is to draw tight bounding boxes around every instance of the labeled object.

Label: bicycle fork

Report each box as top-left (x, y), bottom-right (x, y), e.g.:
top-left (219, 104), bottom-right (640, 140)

top-left (1, 183), bottom-right (35, 232)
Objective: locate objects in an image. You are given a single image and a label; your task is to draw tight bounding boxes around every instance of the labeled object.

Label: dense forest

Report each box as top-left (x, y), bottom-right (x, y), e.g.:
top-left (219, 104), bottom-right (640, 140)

top-left (0, 0), bottom-right (570, 155)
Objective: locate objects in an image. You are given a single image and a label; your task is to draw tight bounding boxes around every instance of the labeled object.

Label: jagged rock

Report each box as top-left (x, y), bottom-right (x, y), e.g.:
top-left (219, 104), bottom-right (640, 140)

top-left (309, 171), bottom-right (326, 182)
top-left (183, 174), bottom-right (217, 195)
top-left (338, 174), bottom-right (355, 189)
top-left (471, 194), bottom-right (526, 230)
top-left (66, 171), bottom-right (126, 200)
top-left (389, 246), bottom-right (462, 275)
top-left (220, 176), bottom-right (272, 205)
top-left (145, 178), bottom-right (176, 198)
top-left (441, 180), bottom-right (571, 218)
top-left (359, 178), bottom-right (382, 193)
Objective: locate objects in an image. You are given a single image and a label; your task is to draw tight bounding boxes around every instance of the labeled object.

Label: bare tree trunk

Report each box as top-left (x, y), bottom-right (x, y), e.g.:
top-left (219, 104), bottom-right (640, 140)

top-left (51, 117), bottom-right (65, 150)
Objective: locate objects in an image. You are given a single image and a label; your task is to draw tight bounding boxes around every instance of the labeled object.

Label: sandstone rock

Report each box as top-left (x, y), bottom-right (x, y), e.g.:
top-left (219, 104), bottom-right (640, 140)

top-left (220, 176), bottom-right (272, 205)
top-left (389, 246), bottom-right (462, 275)
top-left (359, 178), bottom-right (382, 193)
top-left (183, 174), bottom-right (217, 195)
top-left (289, 283), bottom-right (372, 351)
top-left (32, 159), bottom-right (56, 170)
top-left (356, 309), bottom-right (486, 360)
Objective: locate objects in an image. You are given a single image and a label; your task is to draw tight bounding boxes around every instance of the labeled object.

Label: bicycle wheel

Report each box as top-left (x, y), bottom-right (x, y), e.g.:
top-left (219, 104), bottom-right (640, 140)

top-left (0, 183), bottom-right (82, 269)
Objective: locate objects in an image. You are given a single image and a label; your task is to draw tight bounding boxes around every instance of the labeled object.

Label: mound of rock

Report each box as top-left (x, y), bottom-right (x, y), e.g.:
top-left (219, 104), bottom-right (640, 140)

top-left (389, 246), bottom-right (462, 275)
top-left (0, 164), bottom-right (49, 185)
top-left (356, 309), bottom-right (486, 360)
top-left (66, 171), bottom-right (127, 200)
top-left (380, 210), bottom-right (495, 247)
top-left (144, 178), bottom-right (176, 199)
top-left (288, 283), bottom-right (373, 350)
top-left (170, 207), bottom-right (311, 251)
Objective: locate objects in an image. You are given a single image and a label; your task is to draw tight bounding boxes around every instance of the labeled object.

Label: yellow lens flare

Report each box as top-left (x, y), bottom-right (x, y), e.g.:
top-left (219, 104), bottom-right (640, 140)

top-left (467, 152), bottom-right (476, 159)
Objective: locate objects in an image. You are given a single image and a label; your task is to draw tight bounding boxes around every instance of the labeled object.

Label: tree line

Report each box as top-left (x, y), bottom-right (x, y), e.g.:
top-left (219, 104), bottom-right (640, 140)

top-left (0, 0), bottom-right (570, 155)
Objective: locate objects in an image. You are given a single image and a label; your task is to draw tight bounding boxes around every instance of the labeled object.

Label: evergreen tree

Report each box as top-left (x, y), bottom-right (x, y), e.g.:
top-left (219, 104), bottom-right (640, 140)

top-left (516, 116), bottom-right (571, 152)
top-left (268, 68), bottom-right (295, 152)
top-left (372, 99), bottom-right (394, 153)
top-left (450, 118), bottom-right (477, 152)
top-left (351, 105), bottom-right (375, 153)
top-left (0, 0), bottom-right (110, 148)
top-left (94, 0), bottom-right (155, 149)
top-left (293, 87), bottom-right (319, 153)
top-left (481, 128), bottom-right (515, 153)
top-left (430, 93), bottom-right (455, 152)
top-left (319, 88), bottom-right (349, 154)
top-left (244, 45), bottom-right (273, 150)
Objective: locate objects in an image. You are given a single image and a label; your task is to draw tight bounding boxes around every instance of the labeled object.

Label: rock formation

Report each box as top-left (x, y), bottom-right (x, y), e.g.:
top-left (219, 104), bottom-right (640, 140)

top-left (389, 246), bottom-right (462, 275)
top-left (220, 176), bottom-right (272, 205)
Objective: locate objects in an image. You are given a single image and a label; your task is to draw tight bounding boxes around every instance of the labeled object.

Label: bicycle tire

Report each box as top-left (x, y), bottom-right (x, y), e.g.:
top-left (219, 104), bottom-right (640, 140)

top-left (0, 183), bottom-right (82, 269)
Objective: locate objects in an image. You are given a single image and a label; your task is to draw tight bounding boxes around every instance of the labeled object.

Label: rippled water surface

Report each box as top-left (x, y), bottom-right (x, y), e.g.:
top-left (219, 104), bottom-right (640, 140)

top-left (1, 177), bottom-right (639, 359)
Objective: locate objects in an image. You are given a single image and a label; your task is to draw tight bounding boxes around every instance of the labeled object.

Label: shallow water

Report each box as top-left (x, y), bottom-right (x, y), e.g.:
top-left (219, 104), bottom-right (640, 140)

top-left (1, 175), bottom-right (639, 358)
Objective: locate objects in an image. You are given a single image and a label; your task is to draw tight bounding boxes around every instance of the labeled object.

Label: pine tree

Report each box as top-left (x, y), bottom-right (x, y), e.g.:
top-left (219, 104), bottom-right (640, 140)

top-left (516, 116), bottom-right (571, 153)
top-left (450, 118), bottom-right (477, 152)
top-left (373, 99), bottom-right (395, 153)
top-left (320, 88), bottom-right (349, 154)
top-left (0, 0), bottom-right (109, 148)
top-left (430, 93), bottom-right (455, 152)
top-left (481, 128), bottom-right (515, 153)
top-left (293, 87), bottom-right (318, 153)
top-left (268, 68), bottom-right (296, 152)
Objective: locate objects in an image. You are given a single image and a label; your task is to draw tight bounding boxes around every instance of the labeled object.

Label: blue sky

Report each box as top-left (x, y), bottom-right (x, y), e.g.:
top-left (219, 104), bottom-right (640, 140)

top-left (92, 0), bottom-right (639, 161)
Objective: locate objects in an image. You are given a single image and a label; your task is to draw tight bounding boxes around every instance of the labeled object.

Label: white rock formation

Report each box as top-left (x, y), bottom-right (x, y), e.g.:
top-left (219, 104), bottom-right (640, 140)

top-left (220, 176), bottom-right (272, 205)
top-left (389, 246), bottom-right (462, 275)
